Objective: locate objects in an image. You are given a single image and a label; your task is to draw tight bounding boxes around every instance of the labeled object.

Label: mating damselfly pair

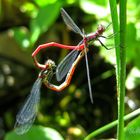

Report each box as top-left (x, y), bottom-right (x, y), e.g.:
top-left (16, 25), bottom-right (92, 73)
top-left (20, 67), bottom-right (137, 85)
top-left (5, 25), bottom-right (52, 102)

top-left (14, 7), bottom-right (114, 135)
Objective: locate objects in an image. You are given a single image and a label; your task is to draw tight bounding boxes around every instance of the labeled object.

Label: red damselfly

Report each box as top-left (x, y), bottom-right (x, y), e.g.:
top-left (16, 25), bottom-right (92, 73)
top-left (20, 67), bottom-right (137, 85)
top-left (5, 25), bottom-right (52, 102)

top-left (32, 42), bottom-right (84, 70)
top-left (56, 8), bottom-right (112, 103)
top-left (15, 48), bottom-right (86, 134)
top-left (14, 59), bottom-right (56, 135)
top-left (32, 8), bottom-right (113, 104)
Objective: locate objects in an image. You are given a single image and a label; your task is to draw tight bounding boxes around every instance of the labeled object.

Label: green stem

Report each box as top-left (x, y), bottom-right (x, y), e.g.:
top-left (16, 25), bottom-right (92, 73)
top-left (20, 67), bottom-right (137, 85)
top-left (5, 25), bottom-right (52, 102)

top-left (84, 108), bottom-right (140, 140)
top-left (85, 0), bottom-right (127, 139)
top-left (108, 0), bottom-right (127, 139)
top-left (117, 0), bottom-right (127, 139)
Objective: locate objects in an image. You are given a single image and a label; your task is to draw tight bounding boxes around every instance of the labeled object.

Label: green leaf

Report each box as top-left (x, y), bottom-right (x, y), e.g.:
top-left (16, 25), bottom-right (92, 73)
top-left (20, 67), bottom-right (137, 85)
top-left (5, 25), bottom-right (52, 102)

top-left (126, 67), bottom-right (140, 90)
top-left (80, 0), bottom-right (108, 17)
top-left (125, 116), bottom-right (140, 140)
top-left (34, 0), bottom-right (59, 7)
top-left (12, 27), bottom-right (30, 48)
top-left (88, 0), bottom-right (107, 6)
top-left (30, 2), bottom-right (61, 45)
top-left (126, 23), bottom-right (140, 69)
top-left (5, 125), bottom-right (64, 140)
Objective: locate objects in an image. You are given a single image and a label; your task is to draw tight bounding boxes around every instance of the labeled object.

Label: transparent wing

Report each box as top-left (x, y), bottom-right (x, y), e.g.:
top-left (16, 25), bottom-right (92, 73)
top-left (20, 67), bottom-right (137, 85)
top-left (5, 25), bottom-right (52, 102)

top-left (61, 8), bottom-right (83, 36)
top-left (14, 78), bottom-right (42, 135)
top-left (56, 49), bottom-right (79, 81)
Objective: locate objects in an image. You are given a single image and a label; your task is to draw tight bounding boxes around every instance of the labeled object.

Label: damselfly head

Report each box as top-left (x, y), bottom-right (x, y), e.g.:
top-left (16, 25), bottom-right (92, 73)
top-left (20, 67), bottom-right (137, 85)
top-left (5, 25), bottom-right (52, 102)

top-left (45, 59), bottom-right (56, 69)
top-left (97, 24), bottom-right (106, 35)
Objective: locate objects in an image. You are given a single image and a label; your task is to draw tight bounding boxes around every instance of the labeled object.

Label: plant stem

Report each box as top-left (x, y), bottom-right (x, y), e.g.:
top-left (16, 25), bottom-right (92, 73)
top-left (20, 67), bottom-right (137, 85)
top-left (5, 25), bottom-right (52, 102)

top-left (84, 108), bottom-right (140, 140)
top-left (117, 0), bottom-right (127, 139)
top-left (85, 0), bottom-right (127, 139)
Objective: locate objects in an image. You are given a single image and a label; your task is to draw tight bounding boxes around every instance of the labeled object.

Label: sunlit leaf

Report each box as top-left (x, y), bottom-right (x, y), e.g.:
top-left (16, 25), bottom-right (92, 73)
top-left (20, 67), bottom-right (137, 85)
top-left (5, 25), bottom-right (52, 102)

top-left (126, 23), bottom-right (140, 69)
top-left (30, 2), bottom-right (61, 45)
top-left (80, 0), bottom-right (108, 17)
top-left (83, 0), bottom-right (108, 6)
top-left (5, 125), bottom-right (64, 140)
top-left (12, 27), bottom-right (30, 48)
top-left (126, 67), bottom-right (140, 90)
top-left (20, 2), bottom-right (37, 17)
top-left (34, 0), bottom-right (58, 7)
top-left (125, 116), bottom-right (140, 140)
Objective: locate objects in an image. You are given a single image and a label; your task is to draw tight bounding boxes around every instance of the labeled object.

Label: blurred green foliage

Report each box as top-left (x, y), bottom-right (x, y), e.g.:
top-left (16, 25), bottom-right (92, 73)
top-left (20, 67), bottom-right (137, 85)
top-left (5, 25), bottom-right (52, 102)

top-left (12, 1), bottom-right (61, 48)
top-left (5, 125), bottom-right (64, 140)
top-left (0, 0), bottom-right (140, 140)
top-left (125, 116), bottom-right (140, 140)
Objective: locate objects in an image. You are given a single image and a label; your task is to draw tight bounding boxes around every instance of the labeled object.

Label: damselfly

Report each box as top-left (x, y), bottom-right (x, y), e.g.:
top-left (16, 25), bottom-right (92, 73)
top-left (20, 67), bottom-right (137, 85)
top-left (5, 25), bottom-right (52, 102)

top-left (32, 8), bottom-right (113, 103)
top-left (15, 48), bottom-right (86, 134)
top-left (56, 8), bottom-right (111, 103)
top-left (14, 59), bottom-right (56, 135)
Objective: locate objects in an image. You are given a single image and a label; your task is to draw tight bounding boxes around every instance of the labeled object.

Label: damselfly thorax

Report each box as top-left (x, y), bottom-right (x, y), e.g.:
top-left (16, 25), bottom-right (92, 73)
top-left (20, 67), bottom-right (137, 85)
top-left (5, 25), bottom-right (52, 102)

top-left (39, 59), bottom-right (56, 83)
